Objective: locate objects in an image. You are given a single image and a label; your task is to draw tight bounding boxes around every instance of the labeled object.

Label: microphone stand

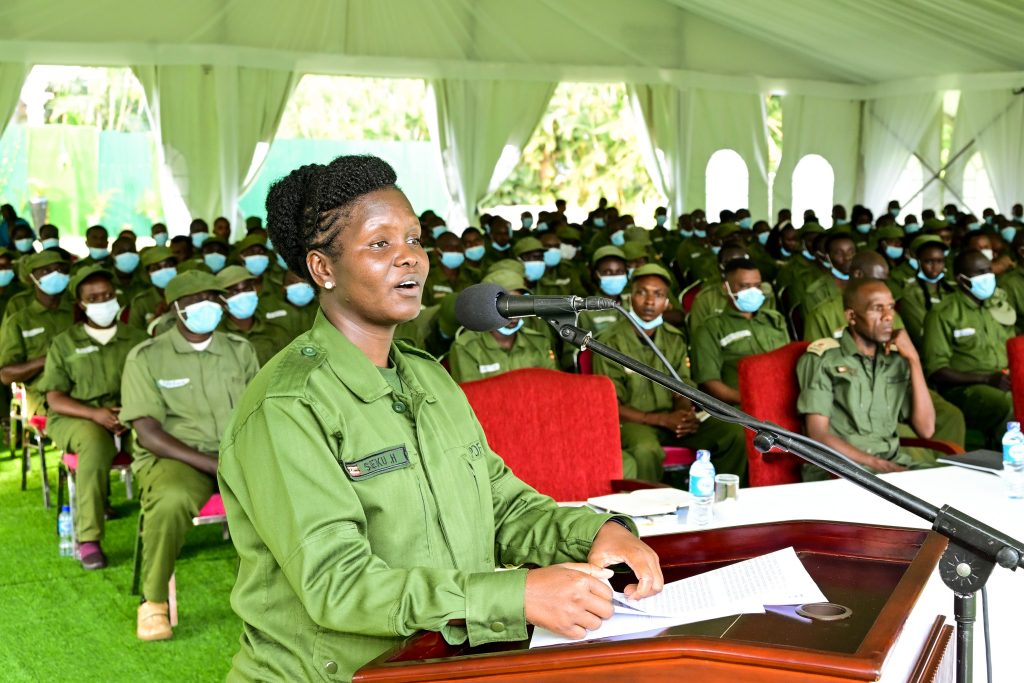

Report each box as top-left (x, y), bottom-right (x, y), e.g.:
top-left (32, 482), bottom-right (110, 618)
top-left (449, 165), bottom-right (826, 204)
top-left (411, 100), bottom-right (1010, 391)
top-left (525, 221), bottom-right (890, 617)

top-left (547, 317), bottom-right (1024, 683)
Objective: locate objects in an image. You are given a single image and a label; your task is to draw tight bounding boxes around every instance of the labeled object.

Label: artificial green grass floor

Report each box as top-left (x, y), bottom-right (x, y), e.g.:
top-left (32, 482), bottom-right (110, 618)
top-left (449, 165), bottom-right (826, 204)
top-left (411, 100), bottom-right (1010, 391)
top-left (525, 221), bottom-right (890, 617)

top-left (0, 452), bottom-right (241, 682)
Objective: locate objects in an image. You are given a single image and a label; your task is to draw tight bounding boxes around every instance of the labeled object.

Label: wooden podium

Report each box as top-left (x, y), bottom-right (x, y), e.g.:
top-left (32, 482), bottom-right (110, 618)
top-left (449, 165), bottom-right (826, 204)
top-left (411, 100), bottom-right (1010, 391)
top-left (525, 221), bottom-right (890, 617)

top-left (355, 521), bottom-right (953, 682)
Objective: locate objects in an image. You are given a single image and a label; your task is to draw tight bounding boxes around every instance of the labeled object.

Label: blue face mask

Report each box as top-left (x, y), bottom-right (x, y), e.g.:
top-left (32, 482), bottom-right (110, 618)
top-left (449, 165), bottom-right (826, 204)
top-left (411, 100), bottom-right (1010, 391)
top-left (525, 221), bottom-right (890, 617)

top-left (834, 218), bottom-right (850, 226)
top-left (628, 309), bottom-right (663, 331)
top-left (0, 269), bottom-right (14, 287)
top-left (599, 274), bottom-right (628, 297)
top-left (265, 237), bottom-right (274, 251)
top-left (680, 229), bottom-right (694, 239)
top-left (34, 270), bottom-right (70, 296)
top-left (966, 272), bottom-right (996, 300)
top-left (904, 223), bottom-right (921, 234)
top-left (610, 230), bottom-right (625, 247)
top-left (594, 218), bottom-right (607, 228)
top-left (884, 246), bottom-right (904, 260)
top-left (855, 223), bottom-right (872, 235)
top-left (543, 248), bottom-right (562, 268)
top-left (1001, 227), bottom-right (1017, 243)
top-left (694, 229), bottom-right (707, 239)
top-left (830, 265), bottom-right (850, 281)
top-left (225, 290), bottom-right (259, 319)
top-left (496, 319), bottom-right (524, 336)
top-left (522, 260), bottom-right (546, 282)
top-left (946, 215), bottom-right (956, 225)
top-left (656, 214), bottom-right (667, 226)
top-left (889, 208), bottom-right (900, 217)
top-left (439, 251), bottom-right (465, 269)
top-left (191, 232), bottom-right (209, 248)
top-left (149, 266), bottom-right (177, 289)
top-left (177, 299), bottom-right (222, 335)
top-left (536, 222), bottom-right (548, 233)
top-left (908, 257), bottom-right (919, 271)
top-left (244, 254), bottom-right (270, 276)
top-left (114, 252), bottom-right (140, 273)
top-left (710, 245), bottom-right (722, 255)
top-left (491, 241), bottom-right (510, 252)
top-left (203, 252), bottom-right (227, 273)
top-left (15, 238), bottom-right (34, 253)
top-left (286, 282), bottom-right (316, 306)
top-left (431, 225), bottom-right (447, 239)
top-left (756, 232), bottom-right (769, 245)
top-left (967, 222), bottom-right (981, 231)
top-left (729, 284), bottom-right (766, 313)
top-left (41, 238), bottom-right (59, 249)
top-left (153, 233), bottom-right (169, 247)
top-left (802, 248), bottom-right (815, 261)
top-left (985, 216), bottom-right (994, 225)
top-left (276, 253), bottom-right (288, 270)
top-left (89, 247), bottom-right (109, 260)
top-left (738, 217), bottom-right (753, 229)
top-left (522, 217), bottom-right (534, 229)
top-left (918, 269), bottom-right (944, 284)
top-left (464, 245), bottom-right (485, 262)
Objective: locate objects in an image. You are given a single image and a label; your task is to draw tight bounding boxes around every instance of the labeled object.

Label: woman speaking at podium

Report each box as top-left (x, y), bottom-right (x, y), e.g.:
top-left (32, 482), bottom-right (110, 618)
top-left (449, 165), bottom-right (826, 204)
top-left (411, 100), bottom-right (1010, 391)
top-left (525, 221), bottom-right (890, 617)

top-left (217, 155), bottom-right (663, 682)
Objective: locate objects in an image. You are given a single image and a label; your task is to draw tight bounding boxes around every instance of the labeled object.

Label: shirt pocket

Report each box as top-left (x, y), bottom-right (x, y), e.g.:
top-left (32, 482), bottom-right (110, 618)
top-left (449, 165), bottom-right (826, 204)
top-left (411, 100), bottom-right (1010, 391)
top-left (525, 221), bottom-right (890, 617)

top-left (440, 441), bottom-right (493, 570)
top-left (825, 367), bottom-right (868, 432)
top-left (156, 377), bottom-right (196, 417)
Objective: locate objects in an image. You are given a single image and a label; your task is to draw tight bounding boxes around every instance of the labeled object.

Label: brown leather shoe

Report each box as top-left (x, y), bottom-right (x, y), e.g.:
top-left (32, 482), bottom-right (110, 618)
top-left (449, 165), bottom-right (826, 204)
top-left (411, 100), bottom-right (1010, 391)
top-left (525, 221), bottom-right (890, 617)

top-left (137, 601), bottom-right (173, 641)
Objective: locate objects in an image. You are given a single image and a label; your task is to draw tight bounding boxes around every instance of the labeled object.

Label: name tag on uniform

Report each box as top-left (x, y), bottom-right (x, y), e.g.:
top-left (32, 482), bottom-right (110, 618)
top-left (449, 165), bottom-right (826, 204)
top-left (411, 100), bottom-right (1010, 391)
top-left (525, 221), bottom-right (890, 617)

top-left (157, 378), bottom-right (190, 389)
top-left (22, 327), bottom-right (44, 338)
top-left (479, 362), bottom-right (501, 374)
top-left (832, 329), bottom-right (844, 339)
top-left (343, 444), bottom-right (411, 481)
top-left (432, 285), bottom-right (454, 294)
top-left (719, 330), bottom-right (752, 347)
top-left (593, 315), bottom-right (616, 325)
top-left (75, 345), bottom-right (99, 355)
top-left (953, 328), bottom-right (976, 339)
top-left (690, 253), bottom-right (701, 259)
top-left (555, 278), bottom-right (570, 286)
top-left (265, 310), bottom-right (287, 320)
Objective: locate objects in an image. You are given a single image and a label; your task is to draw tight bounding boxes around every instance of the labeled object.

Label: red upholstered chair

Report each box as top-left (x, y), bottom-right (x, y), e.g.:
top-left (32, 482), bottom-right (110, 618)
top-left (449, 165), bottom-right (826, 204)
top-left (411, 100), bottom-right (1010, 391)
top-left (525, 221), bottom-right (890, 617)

top-left (459, 368), bottom-right (653, 501)
top-left (13, 381), bottom-right (53, 507)
top-left (56, 450), bottom-right (134, 543)
top-left (681, 281), bottom-right (702, 314)
top-left (737, 341), bottom-right (963, 487)
top-left (1008, 337), bottom-right (1024, 423)
top-left (577, 348), bottom-right (594, 375)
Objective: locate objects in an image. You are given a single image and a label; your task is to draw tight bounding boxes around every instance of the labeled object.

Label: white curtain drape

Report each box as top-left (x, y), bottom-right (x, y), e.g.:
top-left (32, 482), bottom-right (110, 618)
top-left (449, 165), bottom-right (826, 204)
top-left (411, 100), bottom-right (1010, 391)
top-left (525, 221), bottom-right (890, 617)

top-left (430, 78), bottom-right (554, 228)
top-left (133, 64), bottom-right (295, 228)
top-left (628, 83), bottom-right (686, 217)
top-left (682, 89), bottom-right (769, 219)
top-left (949, 89), bottom-right (1024, 214)
top-left (0, 62), bottom-right (29, 138)
top-left (861, 93), bottom-right (943, 213)
top-left (772, 95), bottom-right (861, 214)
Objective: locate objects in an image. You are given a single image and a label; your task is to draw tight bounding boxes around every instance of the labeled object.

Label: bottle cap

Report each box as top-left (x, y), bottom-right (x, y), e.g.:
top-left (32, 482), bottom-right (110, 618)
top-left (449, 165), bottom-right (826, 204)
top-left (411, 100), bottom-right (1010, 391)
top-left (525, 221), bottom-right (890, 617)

top-left (1010, 422), bottom-right (1021, 431)
top-left (61, 505), bottom-right (70, 512)
top-left (697, 449), bottom-right (710, 460)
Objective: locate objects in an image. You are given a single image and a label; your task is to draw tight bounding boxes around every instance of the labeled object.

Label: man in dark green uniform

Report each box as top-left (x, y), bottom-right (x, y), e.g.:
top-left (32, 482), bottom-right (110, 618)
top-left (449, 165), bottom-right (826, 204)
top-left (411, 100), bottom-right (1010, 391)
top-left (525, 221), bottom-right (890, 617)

top-left (593, 264), bottom-right (747, 482)
top-left (127, 246), bottom-right (178, 333)
top-left (900, 237), bottom-right (956, 347)
top-left (120, 270), bottom-right (259, 641)
top-left (923, 249), bottom-right (1016, 446)
top-left (38, 265), bottom-right (147, 569)
top-left (800, 232), bottom-right (857, 319)
top-left (109, 235), bottom-right (146, 307)
top-left (538, 230), bottom-right (585, 295)
top-left (71, 224), bottom-right (113, 273)
top-left (0, 251), bottom-right (74, 417)
top-left (422, 231), bottom-right (474, 307)
top-left (513, 236), bottom-right (549, 294)
top-left (216, 266), bottom-right (292, 366)
top-left (690, 259), bottom-right (789, 405)
top-left (688, 245), bottom-right (777, 333)
top-left (997, 230), bottom-right (1024, 333)
top-left (262, 269), bottom-right (318, 343)
top-left (797, 279), bottom-right (935, 482)
top-left (775, 223), bottom-right (825, 309)
top-left (578, 246), bottom-right (630, 335)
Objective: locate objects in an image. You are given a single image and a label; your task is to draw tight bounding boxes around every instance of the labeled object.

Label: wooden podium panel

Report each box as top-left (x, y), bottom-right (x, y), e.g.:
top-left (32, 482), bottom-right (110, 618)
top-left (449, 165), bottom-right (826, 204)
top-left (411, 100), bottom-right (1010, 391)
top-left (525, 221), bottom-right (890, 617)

top-left (355, 521), bottom-right (952, 682)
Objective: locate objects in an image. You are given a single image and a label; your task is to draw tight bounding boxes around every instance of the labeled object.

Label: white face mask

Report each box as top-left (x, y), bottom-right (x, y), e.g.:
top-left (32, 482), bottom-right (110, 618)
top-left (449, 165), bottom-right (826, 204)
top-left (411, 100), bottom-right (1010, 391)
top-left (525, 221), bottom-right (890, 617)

top-left (83, 299), bottom-right (121, 328)
top-left (981, 248), bottom-right (994, 262)
top-left (559, 243), bottom-right (578, 261)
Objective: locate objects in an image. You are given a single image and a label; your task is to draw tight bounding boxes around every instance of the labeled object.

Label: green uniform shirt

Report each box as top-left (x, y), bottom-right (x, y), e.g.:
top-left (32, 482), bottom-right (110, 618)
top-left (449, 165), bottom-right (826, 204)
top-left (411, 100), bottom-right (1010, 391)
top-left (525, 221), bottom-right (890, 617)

top-left (37, 323), bottom-right (148, 410)
top-left (422, 266), bottom-right (476, 308)
top-left (536, 262), bottom-right (585, 296)
top-left (886, 261), bottom-right (918, 301)
top-left (922, 288), bottom-right (1016, 377)
top-left (688, 283), bottom-right (777, 332)
top-left (217, 311), bottom-right (625, 682)
top-left (802, 295), bottom-right (906, 342)
top-left (899, 278), bottom-right (956, 349)
top-left (672, 239), bottom-right (709, 277)
top-left (1, 289), bottom-right (34, 325)
top-left (800, 275), bottom-right (841, 318)
top-left (593, 318), bottom-right (691, 412)
top-left (690, 307), bottom-right (789, 390)
top-left (448, 326), bottom-right (556, 383)
top-left (997, 266), bottom-right (1024, 334)
top-left (120, 327), bottom-right (259, 469)
top-left (0, 297), bottom-right (74, 415)
top-left (112, 270), bottom-right (148, 308)
top-left (797, 331), bottom-right (912, 459)
top-left (127, 287), bottom-right (165, 332)
top-left (0, 282), bottom-right (25, 321)
top-left (219, 315), bottom-right (291, 367)
top-left (261, 293), bottom-right (317, 343)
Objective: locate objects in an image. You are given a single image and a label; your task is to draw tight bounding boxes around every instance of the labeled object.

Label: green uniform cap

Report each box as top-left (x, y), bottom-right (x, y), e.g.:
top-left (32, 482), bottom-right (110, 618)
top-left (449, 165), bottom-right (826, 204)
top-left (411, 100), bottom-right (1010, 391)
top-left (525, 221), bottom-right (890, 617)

top-left (245, 216), bottom-right (263, 231)
top-left (487, 259), bottom-right (525, 276)
top-left (68, 263), bottom-right (114, 297)
top-left (201, 237), bottom-right (229, 251)
top-left (714, 223), bottom-right (742, 240)
top-left (141, 246), bottom-right (175, 268)
top-left (512, 236), bottom-right (544, 258)
top-left (875, 225), bottom-right (905, 240)
top-left (923, 218), bottom-right (947, 231)
top-left (481, 269), bottom-right (528, 293)
top-left (232, 233), bottom-right (270, 257)
top-left (591, 245), bottom-right (626, 266)
top-left (21, 249), bottom-right (68, 274)
top-left (555, 226), bottom-right (581, 242)
top-left (629, 263), bottom-right (673, 286)
top-left (910, 234), bottom-right (947, 255)
top-left (0, 247), bottom-right (17, 260)
top-left (623, 226), bottom-right (651, 245)
top-left (800, 223), bottom-right (825, 236)
top-left (164, 270), bottom-right (225, 304)
top-left (216, 265), bottom-right (258, 290)
top-left (622, 242), bottom-right (649, 261)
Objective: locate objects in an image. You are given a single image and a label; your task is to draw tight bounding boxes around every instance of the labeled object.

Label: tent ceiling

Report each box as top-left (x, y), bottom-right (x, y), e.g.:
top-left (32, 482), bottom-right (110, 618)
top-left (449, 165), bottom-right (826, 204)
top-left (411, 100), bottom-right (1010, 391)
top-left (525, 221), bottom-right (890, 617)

top-left (1, 0), bottom-right (1023, 86)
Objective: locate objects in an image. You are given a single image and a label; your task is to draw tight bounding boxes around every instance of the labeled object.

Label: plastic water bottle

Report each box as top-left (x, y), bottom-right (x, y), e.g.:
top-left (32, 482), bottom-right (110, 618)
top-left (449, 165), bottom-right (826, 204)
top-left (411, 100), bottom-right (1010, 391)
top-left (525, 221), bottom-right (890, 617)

top-left (688, 450), bottom-right (715, 527)
top-left (58, 505), bottom-right (75, 558)
top-left (1002, 422), bottom-right (1024, 499)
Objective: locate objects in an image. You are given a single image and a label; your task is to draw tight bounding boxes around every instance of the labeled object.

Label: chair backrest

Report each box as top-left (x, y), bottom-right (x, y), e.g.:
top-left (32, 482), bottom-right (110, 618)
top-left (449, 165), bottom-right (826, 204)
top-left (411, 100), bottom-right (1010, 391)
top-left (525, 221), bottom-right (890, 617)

top-left (681, 281), bottom-right (703, 313)
top-left (737, 341), bottom-right (810, 487)
top-left (577, 348), bottom-right (593, 375)
top-left (459, 368), bottom-right (622, 501)
top-left (1008, 337), bottom-right (1024, 425)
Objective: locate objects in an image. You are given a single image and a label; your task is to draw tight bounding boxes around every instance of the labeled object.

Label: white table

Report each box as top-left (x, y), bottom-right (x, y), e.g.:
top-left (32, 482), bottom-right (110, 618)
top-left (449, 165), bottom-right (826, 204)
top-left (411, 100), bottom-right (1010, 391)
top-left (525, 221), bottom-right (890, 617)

top-left (628, 467), bottom-right (1023, 682)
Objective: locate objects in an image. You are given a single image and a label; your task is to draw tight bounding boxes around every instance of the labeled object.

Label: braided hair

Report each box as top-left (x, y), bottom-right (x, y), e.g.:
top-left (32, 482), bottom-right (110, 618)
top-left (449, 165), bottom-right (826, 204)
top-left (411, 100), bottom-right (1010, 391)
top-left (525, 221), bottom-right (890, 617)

top-left (266, 155), bottom-right (398, 283)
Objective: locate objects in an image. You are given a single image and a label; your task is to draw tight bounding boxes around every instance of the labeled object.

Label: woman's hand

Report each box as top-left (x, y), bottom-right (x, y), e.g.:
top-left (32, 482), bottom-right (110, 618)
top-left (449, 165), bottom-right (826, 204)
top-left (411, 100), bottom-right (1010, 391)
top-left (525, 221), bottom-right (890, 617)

top-left (588, 521), bottom-right (664, 600)
top-left (524, 563), bottom-right (614, 639)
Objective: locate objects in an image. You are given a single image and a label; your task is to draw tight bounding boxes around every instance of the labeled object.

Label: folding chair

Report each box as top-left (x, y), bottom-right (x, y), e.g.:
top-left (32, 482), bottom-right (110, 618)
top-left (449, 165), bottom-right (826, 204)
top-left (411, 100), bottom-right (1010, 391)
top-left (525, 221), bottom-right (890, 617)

top-left (55, 448), bottom-right (134, 545)
top-left (14, 382), bottom-right (52, 507)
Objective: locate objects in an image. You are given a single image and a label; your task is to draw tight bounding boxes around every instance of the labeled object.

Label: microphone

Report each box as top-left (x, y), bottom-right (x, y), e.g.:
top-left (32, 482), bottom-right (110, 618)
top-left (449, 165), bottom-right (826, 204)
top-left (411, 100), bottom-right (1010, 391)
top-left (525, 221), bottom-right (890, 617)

top-left (455, 283), bottom-right (617, 332)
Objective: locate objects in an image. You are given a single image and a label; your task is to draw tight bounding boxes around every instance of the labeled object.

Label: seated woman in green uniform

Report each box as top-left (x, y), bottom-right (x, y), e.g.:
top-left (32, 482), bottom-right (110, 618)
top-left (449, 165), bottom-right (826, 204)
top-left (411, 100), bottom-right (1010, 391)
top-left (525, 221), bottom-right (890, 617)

top-left (38, 265), bottom-right (147, 570)
top-left (217, 155), bottom-right (663, 682)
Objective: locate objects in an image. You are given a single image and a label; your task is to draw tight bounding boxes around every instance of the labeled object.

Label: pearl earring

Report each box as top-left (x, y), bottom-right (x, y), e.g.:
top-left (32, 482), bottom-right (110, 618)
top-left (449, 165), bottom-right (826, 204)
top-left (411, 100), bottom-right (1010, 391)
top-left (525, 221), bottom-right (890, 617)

top-left (324, 281), bottom-right (335, 290)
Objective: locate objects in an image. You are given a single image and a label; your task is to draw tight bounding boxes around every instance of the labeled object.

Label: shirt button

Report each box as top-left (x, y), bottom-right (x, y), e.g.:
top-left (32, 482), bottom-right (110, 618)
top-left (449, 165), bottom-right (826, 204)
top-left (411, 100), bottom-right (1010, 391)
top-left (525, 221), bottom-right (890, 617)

top-left (301, 346), bottom-right (317, 357)
top-left (392, 401), bottom-right (407, 413)
top-left (490, 621), bottom-right (506, 633)
top-left (323, 660), bottom-right (338, 675)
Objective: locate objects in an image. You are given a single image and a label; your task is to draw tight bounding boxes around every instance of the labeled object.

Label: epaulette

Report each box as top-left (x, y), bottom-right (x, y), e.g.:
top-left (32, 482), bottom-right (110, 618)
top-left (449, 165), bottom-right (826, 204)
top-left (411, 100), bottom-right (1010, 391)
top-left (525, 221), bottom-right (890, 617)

top-left (806, 337), bottom-right (841, 356)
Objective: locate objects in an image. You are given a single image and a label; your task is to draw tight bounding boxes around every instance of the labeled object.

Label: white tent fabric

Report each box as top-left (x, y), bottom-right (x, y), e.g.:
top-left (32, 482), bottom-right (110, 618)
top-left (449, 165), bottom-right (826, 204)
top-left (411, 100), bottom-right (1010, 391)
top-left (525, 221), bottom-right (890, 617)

top-left (0, 62), bottom-right (29, 138)
top-left (861, 93), bottom-right (944, 213)
top-left (430, 79), bottom-right (554, 226)
top-left (772, 96), bottom-right (862, 215)
top-left (950, 89), bottom-right (1024, 214)
top-left (628, 84), bottom-right (686, 216)
top-left (133, 64), bottom-right (295, 223)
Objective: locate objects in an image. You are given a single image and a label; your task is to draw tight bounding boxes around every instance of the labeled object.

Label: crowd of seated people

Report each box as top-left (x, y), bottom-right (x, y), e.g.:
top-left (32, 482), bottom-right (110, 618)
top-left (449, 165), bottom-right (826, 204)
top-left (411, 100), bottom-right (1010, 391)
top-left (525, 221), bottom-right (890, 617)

top-left (0, 195), bottom-right (1022, 640)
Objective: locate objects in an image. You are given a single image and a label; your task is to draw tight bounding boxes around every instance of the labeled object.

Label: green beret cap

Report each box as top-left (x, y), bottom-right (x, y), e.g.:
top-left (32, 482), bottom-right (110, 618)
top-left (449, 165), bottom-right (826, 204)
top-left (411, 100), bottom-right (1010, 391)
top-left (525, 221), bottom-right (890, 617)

top-left (800, 223), bottom-right (825, 236)
top-left (512, 236), bottom-right (544, 257)
top-left (629, 263), bottom-right (673, 286)
top-left (487, 259), bottom-right (525, 276)
top-left (68, 264), bottom-right (114, 297)
top-left (481, 269), bottom-right (528, 293)
top-left (164, 270), bottom-right (224, 304)
top-left (21, 250), bottom-right (67, 274)
top-left (623, 226), bottom-right (651, 245)
top-left (910, 235), bottom-right (947, 255)
top-left (875, 225), bottom-right (905, 240)
top-left (215, 265), bottom-right (257, 290)
top-left (141, 246), bottom-right (175, 268)
top-left (591, 245), bottom-right (626, 266)
top-left (714, 223), bottom-right (741, 240)
top-left (555, 226), bottom-right (581, 241)
top-left (232, 233), bottom-right (269, 256)
top-left (622, 242), bottom-right (650, 261)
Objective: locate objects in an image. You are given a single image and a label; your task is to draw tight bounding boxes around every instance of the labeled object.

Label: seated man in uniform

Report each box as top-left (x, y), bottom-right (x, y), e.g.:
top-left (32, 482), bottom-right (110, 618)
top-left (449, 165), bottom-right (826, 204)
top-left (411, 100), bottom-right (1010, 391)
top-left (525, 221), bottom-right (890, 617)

top-left (579, 246), bottom-right (629, 334)
top-left (997, 230), bottom-right (1024, 333)
top-left (690, 259), bottom-right (789, 405)
top-left (923, 249), bottom-right (1016, 447)
top-left (797, 279), bottom-right (935, 482)
top-left (422, 231), bottom-right (474, 307)
top-left (120, 271), bottom-right (259, 641)
top-left (127, 247), bottom-right (178, 333)
top-left (688, 244), bottom-right (777, 332)
top-left (899, 236), bottom-right (955, 347)
top-left (593, 264), bottom-right (747, 483)
top-left (217, 266), bottom-right (292, 366)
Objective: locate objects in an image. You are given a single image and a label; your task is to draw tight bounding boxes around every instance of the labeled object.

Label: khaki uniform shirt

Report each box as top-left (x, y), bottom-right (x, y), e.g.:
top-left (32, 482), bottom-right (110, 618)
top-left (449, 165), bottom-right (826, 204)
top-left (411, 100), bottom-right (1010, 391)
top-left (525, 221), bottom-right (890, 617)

top-left (0, 297), bottom-right (74, 415)
top-left (690, 307), bottom-right (789, 390)
top-left (593, 318), bottom-right (691, 412)
top-left (688, 283), bottom-right (777, 332)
